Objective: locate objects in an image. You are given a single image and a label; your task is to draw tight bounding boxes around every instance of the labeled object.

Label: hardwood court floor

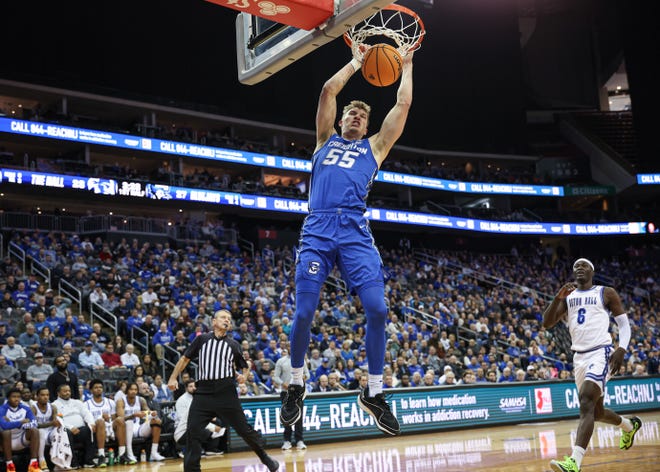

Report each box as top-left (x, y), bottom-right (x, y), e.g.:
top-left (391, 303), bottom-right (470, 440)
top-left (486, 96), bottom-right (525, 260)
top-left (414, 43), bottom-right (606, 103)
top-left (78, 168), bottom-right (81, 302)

top-left (124, 410), bottom-right (660, 471)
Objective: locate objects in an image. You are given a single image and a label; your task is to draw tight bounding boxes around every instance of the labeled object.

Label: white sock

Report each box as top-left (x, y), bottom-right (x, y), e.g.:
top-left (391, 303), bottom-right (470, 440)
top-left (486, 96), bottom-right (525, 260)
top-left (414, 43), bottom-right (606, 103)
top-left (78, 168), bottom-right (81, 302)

top-left (126, 427), bottom-right (134, 457)
top-left (151, 443), bottom-right (159, 456)
top-left (619, 417), bottom-right (633, 432)
top-left (368, 374), bottom-right (383, 396)
top-left (571, 446), bottom-right (586, 468)
top-left (118, 446), bottom-right (126, 456)
top-left (98, 448), bottom-right (104, 456)
top-left (291, 367), bottom-right (304, 386)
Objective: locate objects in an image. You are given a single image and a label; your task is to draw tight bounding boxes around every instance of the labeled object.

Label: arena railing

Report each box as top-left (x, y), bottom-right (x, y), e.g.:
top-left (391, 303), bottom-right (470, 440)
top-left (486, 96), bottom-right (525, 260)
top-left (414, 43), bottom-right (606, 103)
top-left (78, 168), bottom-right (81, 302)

top-left (130, 324), bottom-right (151, 356)
top-left (31, 257), bottom-right (52, 288)
top-left (160, 344), bottom-right (179, 379)
top-left (239, 236), bottom-right (255, 260)
top-left (410, 250), bottom-right (568, 363)
top-left (160, 343), bottom-right (198, 381)
top-left (78, 214), bottom-right (171, 236)
top-left (326, 274), bottom-right (347, 294)
top-left (90, 301), bottom-right (119, 336)
top-left (398, 303), bottom-right (437, 329)
top-left (0, 212), bottom-right (79, 233)
top-left (58, 278), bottom-right (82, 317)
top-left (412, 250), bottom-right (554, 303)
top-left (8, 241), bottom-right (26, 275)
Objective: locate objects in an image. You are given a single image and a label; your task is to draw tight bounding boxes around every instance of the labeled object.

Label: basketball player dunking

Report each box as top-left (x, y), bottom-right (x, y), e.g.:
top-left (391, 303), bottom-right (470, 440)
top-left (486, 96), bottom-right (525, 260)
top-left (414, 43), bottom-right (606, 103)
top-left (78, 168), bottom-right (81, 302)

top-left (543, 258), bottom-right (642, 472)
top-left (280, 48), bottom-right (414, 436)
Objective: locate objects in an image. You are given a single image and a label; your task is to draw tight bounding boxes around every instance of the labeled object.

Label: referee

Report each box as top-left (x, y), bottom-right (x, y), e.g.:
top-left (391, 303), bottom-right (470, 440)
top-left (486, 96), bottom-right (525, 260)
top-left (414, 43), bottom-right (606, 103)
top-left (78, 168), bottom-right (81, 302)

top-left (168, 310), bottom-right (279, 472)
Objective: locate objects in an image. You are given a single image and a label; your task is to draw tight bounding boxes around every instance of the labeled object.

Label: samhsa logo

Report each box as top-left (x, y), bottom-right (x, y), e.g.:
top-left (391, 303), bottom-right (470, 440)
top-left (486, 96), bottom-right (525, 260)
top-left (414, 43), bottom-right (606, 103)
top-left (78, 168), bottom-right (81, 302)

top-left (534, 388), bottom-right (553, 414)
top-left (499, 396), bottom-right (527, 414)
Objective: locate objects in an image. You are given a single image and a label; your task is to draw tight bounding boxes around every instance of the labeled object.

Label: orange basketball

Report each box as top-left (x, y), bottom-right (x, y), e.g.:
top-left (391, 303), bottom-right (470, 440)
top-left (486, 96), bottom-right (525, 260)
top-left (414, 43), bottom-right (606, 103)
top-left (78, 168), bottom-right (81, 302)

top-left (361, 43), bottom-right (403, 87)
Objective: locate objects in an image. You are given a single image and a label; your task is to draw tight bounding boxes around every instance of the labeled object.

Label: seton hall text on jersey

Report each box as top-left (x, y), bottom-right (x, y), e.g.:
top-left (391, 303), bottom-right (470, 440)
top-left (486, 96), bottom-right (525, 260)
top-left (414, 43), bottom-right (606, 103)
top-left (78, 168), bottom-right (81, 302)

top-left (328, 140), bottom-right (368, 155)
top-left (568, 296), bottom-right (599, 308)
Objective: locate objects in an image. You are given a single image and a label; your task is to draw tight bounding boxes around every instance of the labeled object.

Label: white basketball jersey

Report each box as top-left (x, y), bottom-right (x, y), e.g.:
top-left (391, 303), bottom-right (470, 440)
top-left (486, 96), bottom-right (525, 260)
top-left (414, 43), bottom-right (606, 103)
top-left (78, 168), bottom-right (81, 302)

top-left (566, 285), bottom-right (612, 352)
top-left (86, 397), bottom-right (116, 420)
top-left (123, 397), bottom-right (143, 425)
top-left (34, 402), bottom-right (53, 425)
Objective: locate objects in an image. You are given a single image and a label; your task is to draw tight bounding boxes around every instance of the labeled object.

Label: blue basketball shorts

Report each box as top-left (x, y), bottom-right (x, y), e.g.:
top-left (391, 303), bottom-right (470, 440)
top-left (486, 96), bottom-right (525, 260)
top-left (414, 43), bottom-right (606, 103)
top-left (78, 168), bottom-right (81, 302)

top-left (295, 209), bottom-right (385, 294)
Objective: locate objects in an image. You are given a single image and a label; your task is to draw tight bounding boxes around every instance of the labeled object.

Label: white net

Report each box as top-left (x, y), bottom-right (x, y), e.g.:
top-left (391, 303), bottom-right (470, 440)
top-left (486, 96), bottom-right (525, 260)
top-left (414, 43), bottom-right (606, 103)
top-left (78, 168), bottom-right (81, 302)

top-left (344, 4), bottom-right (426, 61)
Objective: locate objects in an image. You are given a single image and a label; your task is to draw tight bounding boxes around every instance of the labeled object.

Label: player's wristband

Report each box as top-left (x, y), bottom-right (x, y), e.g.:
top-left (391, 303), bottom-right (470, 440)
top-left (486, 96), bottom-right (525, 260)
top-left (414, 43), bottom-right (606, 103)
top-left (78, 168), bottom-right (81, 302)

top-left (349, 58), bottom-right (361, 72)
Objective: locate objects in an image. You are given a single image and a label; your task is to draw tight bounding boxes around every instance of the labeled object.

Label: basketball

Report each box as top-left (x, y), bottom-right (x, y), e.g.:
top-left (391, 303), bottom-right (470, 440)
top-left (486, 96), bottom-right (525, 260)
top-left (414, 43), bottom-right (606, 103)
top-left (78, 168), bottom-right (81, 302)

top-left (361, 43), bottom-right (403, 87)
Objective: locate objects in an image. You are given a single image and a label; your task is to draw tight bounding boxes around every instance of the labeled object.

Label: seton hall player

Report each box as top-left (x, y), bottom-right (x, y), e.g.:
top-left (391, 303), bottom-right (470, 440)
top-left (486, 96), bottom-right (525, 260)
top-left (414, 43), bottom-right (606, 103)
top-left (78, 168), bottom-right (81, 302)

top-left (542, 258), bottom-right (642, 472)
top-left (0, 388), bottom-right (41, 472)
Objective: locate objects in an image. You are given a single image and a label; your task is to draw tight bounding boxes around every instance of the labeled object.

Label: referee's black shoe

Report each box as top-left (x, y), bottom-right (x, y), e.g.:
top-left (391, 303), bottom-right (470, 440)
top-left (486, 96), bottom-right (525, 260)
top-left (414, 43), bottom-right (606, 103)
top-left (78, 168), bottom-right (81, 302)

top-left (262, 454), bottom-right (280, 471)
top-left (280, 384), bottom-right (306, 426)
top-left (358, 387), bottom-right (401, 436)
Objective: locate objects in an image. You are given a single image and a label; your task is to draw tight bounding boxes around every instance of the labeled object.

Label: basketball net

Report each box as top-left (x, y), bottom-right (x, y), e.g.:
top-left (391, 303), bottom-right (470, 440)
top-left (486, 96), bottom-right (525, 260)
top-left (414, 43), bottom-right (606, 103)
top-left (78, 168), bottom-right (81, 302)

top-left (344, 4), bottom-right (426, 62)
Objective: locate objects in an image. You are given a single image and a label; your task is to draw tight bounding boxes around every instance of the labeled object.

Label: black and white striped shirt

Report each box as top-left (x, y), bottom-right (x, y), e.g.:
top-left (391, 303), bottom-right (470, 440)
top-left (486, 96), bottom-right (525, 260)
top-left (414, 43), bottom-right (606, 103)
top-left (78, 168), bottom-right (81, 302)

top-left (184, 333), bottom-right (247, 393)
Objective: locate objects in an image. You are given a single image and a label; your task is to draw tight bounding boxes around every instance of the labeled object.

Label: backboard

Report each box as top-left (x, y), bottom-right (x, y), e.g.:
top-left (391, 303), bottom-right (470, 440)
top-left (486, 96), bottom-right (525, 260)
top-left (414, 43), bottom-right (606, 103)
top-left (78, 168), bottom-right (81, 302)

top-left (236, 0), bottom-right (397, 85)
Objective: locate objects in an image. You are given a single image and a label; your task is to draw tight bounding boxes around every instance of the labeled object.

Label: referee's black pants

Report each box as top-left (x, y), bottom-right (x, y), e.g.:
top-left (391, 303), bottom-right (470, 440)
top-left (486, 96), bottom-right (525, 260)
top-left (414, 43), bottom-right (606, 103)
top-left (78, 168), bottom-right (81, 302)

top-left (184, 390), bottom-right (267, 472)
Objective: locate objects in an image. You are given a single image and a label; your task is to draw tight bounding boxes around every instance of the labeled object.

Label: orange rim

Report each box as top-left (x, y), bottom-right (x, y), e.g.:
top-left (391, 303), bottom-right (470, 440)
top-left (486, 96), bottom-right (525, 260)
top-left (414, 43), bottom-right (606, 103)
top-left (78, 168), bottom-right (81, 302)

top-left (343, 3), bottom-right (426, 51)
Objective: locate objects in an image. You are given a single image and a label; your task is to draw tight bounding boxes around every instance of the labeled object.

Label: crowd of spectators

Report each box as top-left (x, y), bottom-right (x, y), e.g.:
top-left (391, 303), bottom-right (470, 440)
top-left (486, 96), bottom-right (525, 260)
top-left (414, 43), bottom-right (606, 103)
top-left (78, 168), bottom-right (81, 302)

top-left (1, 228), bottom-right (657, 400)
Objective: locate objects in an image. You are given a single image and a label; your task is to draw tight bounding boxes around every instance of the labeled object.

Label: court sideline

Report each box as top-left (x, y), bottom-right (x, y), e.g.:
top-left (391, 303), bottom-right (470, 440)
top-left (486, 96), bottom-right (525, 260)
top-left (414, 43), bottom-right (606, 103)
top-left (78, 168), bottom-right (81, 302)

top-left (108, 410), bottom-right (660, 471)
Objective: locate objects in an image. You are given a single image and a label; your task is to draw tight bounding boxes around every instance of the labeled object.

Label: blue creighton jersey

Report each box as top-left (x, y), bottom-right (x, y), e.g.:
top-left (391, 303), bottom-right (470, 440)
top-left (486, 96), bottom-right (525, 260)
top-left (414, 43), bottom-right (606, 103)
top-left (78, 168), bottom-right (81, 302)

top-left (308, 134), bottom-right (378, 212)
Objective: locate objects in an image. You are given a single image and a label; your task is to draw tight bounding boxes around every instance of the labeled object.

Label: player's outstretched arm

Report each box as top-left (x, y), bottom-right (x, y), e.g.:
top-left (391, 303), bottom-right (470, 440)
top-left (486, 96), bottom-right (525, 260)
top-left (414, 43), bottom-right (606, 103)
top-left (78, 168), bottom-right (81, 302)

top-left (371, 52), bottom-right (414, 166)
top-left (605, 286), bottom-right (629, 375)
top-left (315, 54), bottom-right (363, 152)
top-left (542, 283), bottom-right (574, 329)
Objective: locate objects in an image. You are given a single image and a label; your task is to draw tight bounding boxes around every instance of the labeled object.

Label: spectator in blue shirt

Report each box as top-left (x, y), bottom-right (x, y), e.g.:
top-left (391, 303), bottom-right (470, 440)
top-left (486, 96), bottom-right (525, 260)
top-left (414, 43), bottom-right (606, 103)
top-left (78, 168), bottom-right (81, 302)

top-left (152, 322), bottom-right (174, 361)
top-left (262, 340), bottom-right (281, 364)
top-left (314, 358), bottom-right (332, 381)
top-left (75, 315), bottom-right (94, 338)
top-left (26, 274), bottom-right (40, 293)
top-left (125, 309), bottom-right (144, 333)
top-left (254, 331), bottom-right (271, 353)
top-left (407, 356), bottom-right (424, 378)
top-left (11, 281), bottom-right (30, 307)
top-left (150, 374), bottom-right (173, 403)
top-left (78, 341), bottom-right (104, 370)
top-left (497, 367), bottom-right (516, 383)
top-left (17, 323), bottom-right (41, 351)
top-left (58, 314), bottom-right (78, 337)
top-left (23, 293), bottom-right (39, 314)
top-left (39, 325), bottom-right (59, 349)
top-left (51, 294), bottom-right (72, 319)
top-left (44, 308), bottom-right (62, 333)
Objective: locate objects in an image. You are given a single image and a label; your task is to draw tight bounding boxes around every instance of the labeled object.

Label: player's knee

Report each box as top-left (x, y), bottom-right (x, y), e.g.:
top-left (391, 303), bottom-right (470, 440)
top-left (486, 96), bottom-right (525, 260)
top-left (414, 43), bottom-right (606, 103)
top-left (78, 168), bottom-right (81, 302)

top-left (578, 393), bottom-right (596, 414)
top-left (593, 398), bottom-right (605, 419)
top-left (361, 297), bottom-right (387, 322)
top-left (294, 292), bottom-right (320, 323)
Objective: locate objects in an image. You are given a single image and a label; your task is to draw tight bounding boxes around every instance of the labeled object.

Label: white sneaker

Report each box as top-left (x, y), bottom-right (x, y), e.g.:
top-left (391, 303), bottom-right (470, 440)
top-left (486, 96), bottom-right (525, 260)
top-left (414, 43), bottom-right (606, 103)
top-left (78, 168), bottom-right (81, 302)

top-left (281, 441), bottom-right (292, 451)
top-left (296, 441), bottom-right (307, 450)
top-left (204, 450), bottom-right (224, 456)
top-left (150, 452), bottom-right (166, 462)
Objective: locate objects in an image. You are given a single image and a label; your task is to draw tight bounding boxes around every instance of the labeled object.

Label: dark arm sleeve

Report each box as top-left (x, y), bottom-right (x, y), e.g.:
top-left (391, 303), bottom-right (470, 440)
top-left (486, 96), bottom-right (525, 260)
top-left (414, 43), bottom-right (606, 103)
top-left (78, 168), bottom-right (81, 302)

top-left (183, 333), bottom-right (204, 361)
top-left (71, 374), bottom-right (80, 399)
